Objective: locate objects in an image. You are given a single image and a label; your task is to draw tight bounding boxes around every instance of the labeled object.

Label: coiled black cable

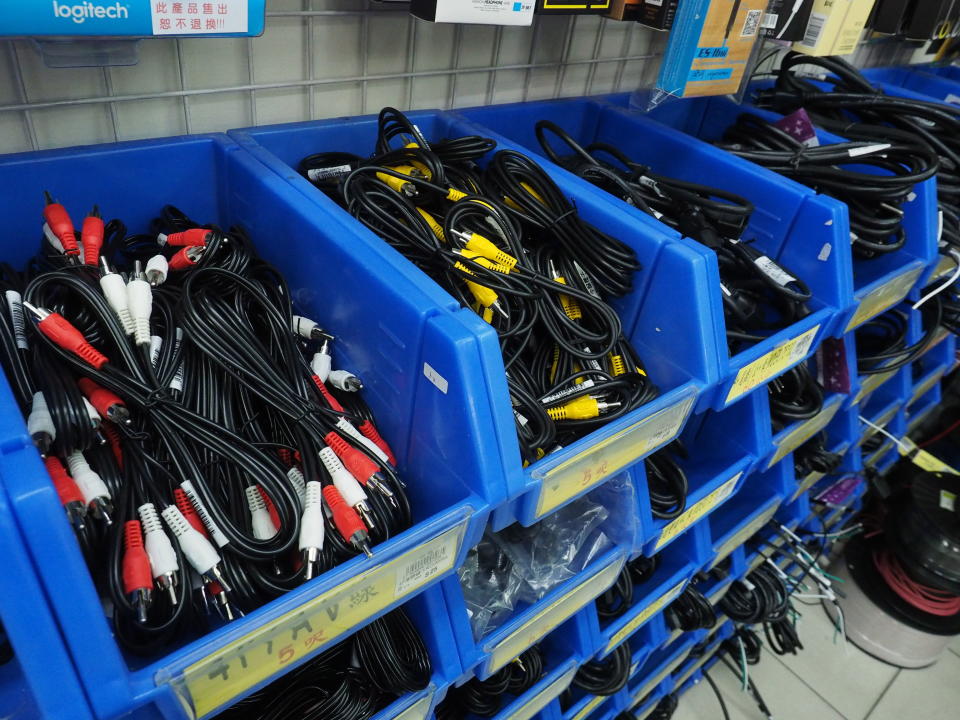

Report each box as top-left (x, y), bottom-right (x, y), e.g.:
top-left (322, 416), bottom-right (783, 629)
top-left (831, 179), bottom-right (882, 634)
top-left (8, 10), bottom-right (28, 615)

top-left (645, 446), bottom-right (689, 520)
top-left (768, 363), bottom-right (824, 432)
top-left (596, 566), bottom-right (634, 621)
top-left (439, 646), bottom-right (545, 719)
top-left (571, 643), bottom-right (631, 696)
top-left (665, 585), bottom-right (717, 632)
top-left (856, 301), bottom-right (942, 375)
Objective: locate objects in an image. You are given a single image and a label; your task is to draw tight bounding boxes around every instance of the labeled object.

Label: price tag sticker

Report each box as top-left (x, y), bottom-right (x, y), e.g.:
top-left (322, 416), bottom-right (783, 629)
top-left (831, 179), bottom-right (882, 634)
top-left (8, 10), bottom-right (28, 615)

top-left (767, 396), bottom-right (843, 468)
top-left (911, 369), bottom-right (945, 405)
top-left (655, 473), bottom-right (742, 551)
top-left (846, 266), bottom-right (923, 332)
top-left (484, 554), bottom-right (625, 675)
top-left (711, 500), bottom-right (781, 566)
top-left (604, 580), bottom-right (687, 655)
top-left (726, 325), bottom-right (820, 403)
top-left (500, 664), bottom-right (577, 720)
top-left (570, 694), bottom-right (607, 720)
top-left (533, 393), bottom-right (695, 519)
top-left (165, 520), bottom-right (467, 718)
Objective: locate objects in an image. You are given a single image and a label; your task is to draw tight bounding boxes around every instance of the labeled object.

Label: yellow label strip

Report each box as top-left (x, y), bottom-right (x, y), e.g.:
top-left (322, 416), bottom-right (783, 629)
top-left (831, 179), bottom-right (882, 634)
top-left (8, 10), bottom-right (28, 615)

top-left (711, 500), bottom-right (781, 567)
top-left (604, 579), bottom-right (687, 655)
top-left (655, 473), bottom-right (742, 551)
top-left (569, 694), bottom-right (607, 720)
top-left (910, 369), bottom-right (945, 406)
top-left (390, 689), bottom-right (435, 720)
top-left (534, 393), bottom-right (695, 519)
top-left (846, 265), bottom-right (923, 333)
top-left (169, 521), bottom-right (467, 718)
top-left (726, 325), bottom-right (820, 404)
top-left (484, 554), bottom-right (625, 675)
top-left (767, 396), bottom-right (843, 468)
top-left (500, 664), bottom-right (578, 720)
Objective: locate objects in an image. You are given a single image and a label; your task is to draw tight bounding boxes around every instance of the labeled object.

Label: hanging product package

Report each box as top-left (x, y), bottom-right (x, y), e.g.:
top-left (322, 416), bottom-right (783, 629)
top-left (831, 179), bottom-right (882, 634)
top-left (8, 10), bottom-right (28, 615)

top-left (640, 0), bottom-right (771, 108)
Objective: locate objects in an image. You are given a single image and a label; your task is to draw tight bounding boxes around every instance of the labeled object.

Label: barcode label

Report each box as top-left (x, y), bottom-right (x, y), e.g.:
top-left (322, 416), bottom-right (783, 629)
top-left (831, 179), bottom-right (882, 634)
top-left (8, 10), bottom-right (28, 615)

top-left (760, 12), bottom-right (778, 29)
top-left (800, 13), bottom-right (826, 48)
top-left (307, 165), bottom-right (351, 182)
top-left (5, 290), bottom-right (27, 350)
top-left (741, 8), bottom-right (762, 36)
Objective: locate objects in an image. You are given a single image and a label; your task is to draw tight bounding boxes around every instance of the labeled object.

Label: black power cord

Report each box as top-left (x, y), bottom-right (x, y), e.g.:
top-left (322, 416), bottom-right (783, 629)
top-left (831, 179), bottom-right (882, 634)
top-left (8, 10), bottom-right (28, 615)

top-left (571, 643), bottom-right (631, 695)
top-left (596, 566), bottom-right (634, 621)
top-left (437, 646), bottom-right (545, 719)
top-left (534, 119), bottom-right (812, 355)
top-left (665, 585), bottom-right (717, 632)
top-left (768, 363), bottom-right (824, 432)
top-left (645, 446), bottom-right (689, 520)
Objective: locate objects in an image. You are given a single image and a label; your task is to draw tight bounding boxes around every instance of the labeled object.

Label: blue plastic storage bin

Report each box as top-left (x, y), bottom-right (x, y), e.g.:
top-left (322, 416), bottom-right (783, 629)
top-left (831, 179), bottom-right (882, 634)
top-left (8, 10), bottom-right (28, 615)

top-left (633, 389), bottom-right (766, 557)
top-left (442, 477), bottom-right (635, 680)
top-left (0, 134), bottom-right (498, 720)
top-left (0, 373), bottom-right (94, 720)
top-left (605, 91), bottom-right (936, 336)
top-left (453, 97), bottom-right (848, 411)
top-left (230, 110), bottom-right (712, 529)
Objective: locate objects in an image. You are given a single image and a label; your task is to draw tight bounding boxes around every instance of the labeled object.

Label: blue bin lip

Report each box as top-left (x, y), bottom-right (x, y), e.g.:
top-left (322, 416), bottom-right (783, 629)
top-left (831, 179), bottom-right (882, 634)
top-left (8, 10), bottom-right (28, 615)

top-left (229, 109), bottom-right (714, 516)
top-left (489, 657), bottom-right (580, 720)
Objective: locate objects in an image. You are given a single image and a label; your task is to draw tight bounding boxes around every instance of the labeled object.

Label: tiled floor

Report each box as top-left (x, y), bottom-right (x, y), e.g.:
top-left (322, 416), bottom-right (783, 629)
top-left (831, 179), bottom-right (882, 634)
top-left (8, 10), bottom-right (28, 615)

top-left (672, 603), bottom-right (960, 719)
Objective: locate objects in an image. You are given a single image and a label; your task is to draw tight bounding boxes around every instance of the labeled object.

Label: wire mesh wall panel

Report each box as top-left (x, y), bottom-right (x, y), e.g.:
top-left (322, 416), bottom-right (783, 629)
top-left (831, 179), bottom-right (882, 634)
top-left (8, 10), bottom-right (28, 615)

top-left (0, 1), bottom-right (668, 153)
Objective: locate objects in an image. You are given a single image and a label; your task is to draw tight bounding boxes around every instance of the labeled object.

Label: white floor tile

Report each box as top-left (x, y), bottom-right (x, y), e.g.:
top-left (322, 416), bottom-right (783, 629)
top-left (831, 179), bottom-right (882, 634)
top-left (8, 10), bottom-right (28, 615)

top-left (867, 650), bottom-right (960, 720)
top-left (671, 652), bottom-right (844, 720)
top-left (769, 602), bottom-right (899, 720)
top-left (949, 634), bottom-right (960, 658)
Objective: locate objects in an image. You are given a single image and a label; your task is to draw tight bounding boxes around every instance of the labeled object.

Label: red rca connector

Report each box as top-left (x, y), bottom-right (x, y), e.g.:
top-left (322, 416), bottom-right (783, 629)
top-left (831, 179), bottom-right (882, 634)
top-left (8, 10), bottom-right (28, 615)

top-left (359, 420), bottom-right (396, 466)
top-left (43, 191), bottom-right (79, 258)
top-left (77, 377), bottom-right (129, 424)
top-left (44, 456), bottom-right (86, 531)
top-left (174, 487), bottom-right (207, 537)
top-left (101, 421), bottom-right (124, 469)
top-left (122, 520), bottom-right (153, 624)
top-left (311, 374), bottom-right (344, 412)
top-left (81, 205), bottom-right (104, 267)
top-left (22, 302), bottom-right (108, 369)
top-left (256, 486), bottom-right (281, 530)
top-left (169, 245), bottom-right (204, 271)
top-left (322, 484), bottom-right (372, 558)
top-left (277, 447), bottom-right (292, 467)
top-left (158, 228), bottom-right (212, 247)
top-left (324, 430), bottom-right (395, 505)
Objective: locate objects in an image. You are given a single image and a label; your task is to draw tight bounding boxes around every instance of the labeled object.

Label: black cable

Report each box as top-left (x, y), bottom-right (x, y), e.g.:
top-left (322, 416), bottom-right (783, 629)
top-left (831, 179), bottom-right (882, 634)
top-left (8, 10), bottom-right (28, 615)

top-left (645, 447), bottom-right (689, 520)
top-left (596, 566), bottom-right (634, 621)
top-left (665, 585), bottom-right (717, 632)
top-left (571, 643), bottom-right (631, 696)
top-left (768, 363), bottom-right (824, 432)
top-left (702, 671), bottom-right (731, 720)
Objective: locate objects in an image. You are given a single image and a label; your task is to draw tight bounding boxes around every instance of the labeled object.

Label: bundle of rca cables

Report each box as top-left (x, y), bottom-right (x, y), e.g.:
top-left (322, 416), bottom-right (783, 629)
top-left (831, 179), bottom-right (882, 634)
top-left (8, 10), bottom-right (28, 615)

top-left (299, 107), bottom-right (658, 465)
top-left (0, 195), bottom-right (412, 653)
top-left (532, 120), bottom-right (812, 355)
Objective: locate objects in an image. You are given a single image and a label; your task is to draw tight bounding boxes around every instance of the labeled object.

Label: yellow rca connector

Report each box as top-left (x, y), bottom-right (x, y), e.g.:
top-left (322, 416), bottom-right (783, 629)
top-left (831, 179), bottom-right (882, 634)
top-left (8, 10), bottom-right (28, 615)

top-left (453, 230), bottom-right (518, 270)
top-left (456, 249), bottom-right (512, 275)
top-left (553, 276), bottom-right (582, 320)
top-left (609, 354), bottom-right (626, 376)
top-left (446, 187), bottom-right (468, 202)
top-left (546, 395), bottom-right (620, 421)
top-left (416, 208), bottom-right (445, 241)
top-left (521, 181), bottom-right (544, 203)
top-left (375, 171), bottom-right (417, 197)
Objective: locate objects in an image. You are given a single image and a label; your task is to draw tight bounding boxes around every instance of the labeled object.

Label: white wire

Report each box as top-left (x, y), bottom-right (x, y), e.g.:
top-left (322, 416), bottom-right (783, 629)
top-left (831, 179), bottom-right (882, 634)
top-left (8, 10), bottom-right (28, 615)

top-left (913, 248), bottom-right (960, 310)
top-left (858, 415), bottom-right (908, 452)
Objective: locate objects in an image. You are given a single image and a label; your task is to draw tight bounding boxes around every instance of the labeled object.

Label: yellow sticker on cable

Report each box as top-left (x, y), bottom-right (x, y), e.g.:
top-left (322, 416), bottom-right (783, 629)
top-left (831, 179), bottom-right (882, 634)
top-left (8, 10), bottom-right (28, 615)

top-left (654, 473), bottom-right (742, 551)
top-left (767, 396), bottom-right (843, 468)
top-left (846, 265), bottom-right (923, 332)
top-left (604, 579), bottom-right (687, 655)
top-left (910, 369), bottom-right (945, 406)
top-left (484, 554), bottom-right (625, 675)
top-left (570, 694), bottom-right (607, 720)
top-left (726, 325), bottom-right (820, 404)
top-left (500, 665), bottom-right (577, 720)
top-left (855, 367), bottom-right (899, 404)
top-left (534, 393), bottom-right (695, 519)
top-left (711, 500), bottom-right (781, 566)
top-left (898, 437), bottom-right (960, 475)
top-left (169, 521), bottom-right (467, 718)
top-left (391, 689), bottom-right (435, 720)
